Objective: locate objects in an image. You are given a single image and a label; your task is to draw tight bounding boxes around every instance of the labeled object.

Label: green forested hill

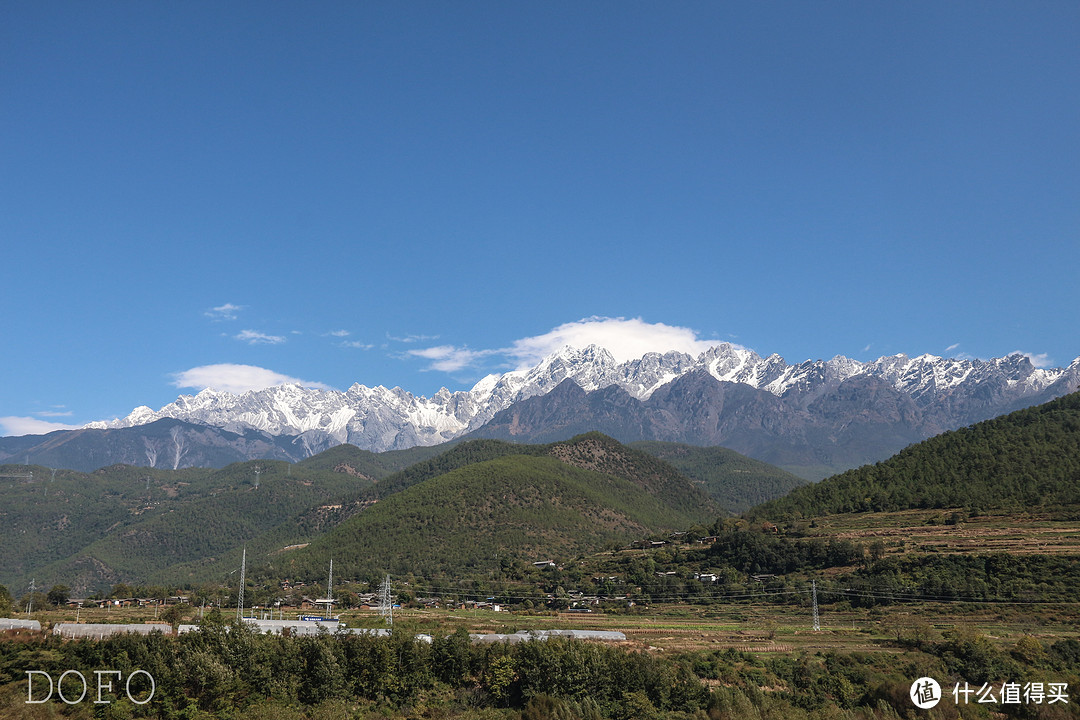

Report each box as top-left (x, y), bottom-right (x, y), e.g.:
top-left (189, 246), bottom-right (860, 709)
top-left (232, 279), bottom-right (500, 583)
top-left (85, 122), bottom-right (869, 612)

top-left (1, 460), bottom-right (368, 594)
top-left (365, 438), bottom-right (531, 497)
top-left (295, 441), bottom-right (448, 479)
top-left (0, 463), bottom-right (210, 587)
top-left (750, 390), bottom-right (1080, 519)
top-left (368, 433), bottom-right (719, 520)
top-left (630, 440), bottom-right (807, 512)
top-left (294, 444), bottom-right (392, 479)
top-left (3, 434), bottom-right (721, 594)
top-left (264, 451), bottom-right (715, 582)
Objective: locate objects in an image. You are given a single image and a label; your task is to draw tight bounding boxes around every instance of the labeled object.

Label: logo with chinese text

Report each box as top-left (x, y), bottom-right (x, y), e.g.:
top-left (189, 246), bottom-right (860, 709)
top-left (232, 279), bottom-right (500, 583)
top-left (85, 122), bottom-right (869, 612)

top-left (910, 677), bottom-right (941, 709)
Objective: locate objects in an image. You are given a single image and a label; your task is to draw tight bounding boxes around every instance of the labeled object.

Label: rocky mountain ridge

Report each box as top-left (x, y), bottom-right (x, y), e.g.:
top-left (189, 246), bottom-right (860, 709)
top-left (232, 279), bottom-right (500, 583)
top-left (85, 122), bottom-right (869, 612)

top-left (89, 344), bottom-right (1078, 455)
top-left (5, 344), bottom-right (1075, 474)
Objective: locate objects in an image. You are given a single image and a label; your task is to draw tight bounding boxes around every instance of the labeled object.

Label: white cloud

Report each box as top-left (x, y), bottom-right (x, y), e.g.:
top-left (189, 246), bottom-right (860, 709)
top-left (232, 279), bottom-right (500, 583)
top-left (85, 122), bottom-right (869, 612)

top-left (388, 333), bottom-right (440, 343)
top-left (407, 345), bottom-right (496, 372)
top-left (341, 341), bottom-right (374, 350)
top-left (0, 416), bottom-right (82, 436)
top-left (862, 344), bottom-right (872, 353)
top-left (327, 330), bottom-right (350, 337)
top-left (407, 317), bottom-right (726, 373)
top-left (36, 410), bottom-right (74, 417)
top-left (945, 343), bottom-right (961, 353)
top-left (235, 329), bottom-right (286, 345)
top-left (505, 316), bottom-right (720, 366)
top-left (1012, 351), bottom-right (1053, 369)
top-left (205, 303), bottom-right (244, 321)
top-left (171, 364), bottom-right (333, 393)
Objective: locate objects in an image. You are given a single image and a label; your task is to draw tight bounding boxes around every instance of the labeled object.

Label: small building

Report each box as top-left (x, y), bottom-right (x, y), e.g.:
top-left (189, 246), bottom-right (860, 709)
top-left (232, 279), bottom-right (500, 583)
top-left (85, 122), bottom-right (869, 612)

top-left (97, 598), bottom-right (136, 608)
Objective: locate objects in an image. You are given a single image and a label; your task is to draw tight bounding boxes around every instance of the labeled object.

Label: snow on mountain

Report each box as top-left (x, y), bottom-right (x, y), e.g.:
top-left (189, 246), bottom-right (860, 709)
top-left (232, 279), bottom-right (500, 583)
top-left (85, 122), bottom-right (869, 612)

top-left (94, 344), bottom-right (1078, 454)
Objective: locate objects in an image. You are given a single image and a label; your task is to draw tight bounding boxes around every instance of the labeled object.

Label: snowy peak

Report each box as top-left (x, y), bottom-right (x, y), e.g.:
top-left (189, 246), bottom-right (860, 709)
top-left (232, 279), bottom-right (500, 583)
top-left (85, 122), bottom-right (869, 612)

top-left (96, 343), bottom-right (1080, 455)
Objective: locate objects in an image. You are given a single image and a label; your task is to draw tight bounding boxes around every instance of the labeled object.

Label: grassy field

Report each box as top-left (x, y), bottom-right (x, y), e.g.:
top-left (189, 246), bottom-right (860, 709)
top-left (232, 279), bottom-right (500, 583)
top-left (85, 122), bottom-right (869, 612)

top-left (797, 508), bottom-right (1080, 556)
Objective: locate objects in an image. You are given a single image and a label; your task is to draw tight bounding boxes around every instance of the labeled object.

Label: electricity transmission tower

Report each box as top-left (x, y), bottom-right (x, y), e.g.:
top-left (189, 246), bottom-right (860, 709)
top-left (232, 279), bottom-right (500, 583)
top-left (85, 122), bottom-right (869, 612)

top-left (236, 548), bottom-right (247, 622)
top-left (26, 579), bottom-right (37, 615)
top-left (253, 465), bottom-right (261, 489)
top-left (379, 575), bottom-right (393, 627)
top-left (317, 559), bottom-right (335, 617)
top-left (811, 579), bottom-right (820, 631)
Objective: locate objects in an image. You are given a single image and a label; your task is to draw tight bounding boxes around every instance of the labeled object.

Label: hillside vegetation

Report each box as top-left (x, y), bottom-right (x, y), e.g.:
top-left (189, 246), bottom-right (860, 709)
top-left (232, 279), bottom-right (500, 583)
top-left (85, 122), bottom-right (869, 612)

top-left (630, 440), bottom-right (808, 512)
top-left (369, 433), bottom-right (729, 514)
top-left (3, 433), bottom-right (733, 595)
top-left (265, 436), bottom-right (719, 582)
top-left (0, 464), bottom-right (210, 587)
top-left (1, 460), bottom-right (368, 594)
top-left (750, 390), bottom-right (1080, 519)
top-left (295, 441), bottom-right (447, 479)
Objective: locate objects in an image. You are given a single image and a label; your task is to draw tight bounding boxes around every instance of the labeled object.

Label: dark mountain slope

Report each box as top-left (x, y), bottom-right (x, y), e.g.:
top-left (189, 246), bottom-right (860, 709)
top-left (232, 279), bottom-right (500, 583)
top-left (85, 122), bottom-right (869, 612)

top-left (0, 418), bottom-right (301, 471)
top-left (469, 374), bottom-right (936, 479)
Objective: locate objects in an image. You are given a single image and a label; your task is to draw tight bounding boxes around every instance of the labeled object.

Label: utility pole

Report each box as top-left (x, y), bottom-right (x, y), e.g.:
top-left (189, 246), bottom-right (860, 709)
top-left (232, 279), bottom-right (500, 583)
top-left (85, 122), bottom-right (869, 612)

top-left (811, 580), bottom-right (820, 632)
top-left (27, 579), bottom-right (37, 615)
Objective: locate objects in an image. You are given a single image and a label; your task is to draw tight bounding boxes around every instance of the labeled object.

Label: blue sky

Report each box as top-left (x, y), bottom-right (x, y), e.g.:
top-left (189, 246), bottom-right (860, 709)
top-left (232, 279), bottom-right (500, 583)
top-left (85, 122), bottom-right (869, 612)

top-left (2, 2), bottom-right (1078, 435)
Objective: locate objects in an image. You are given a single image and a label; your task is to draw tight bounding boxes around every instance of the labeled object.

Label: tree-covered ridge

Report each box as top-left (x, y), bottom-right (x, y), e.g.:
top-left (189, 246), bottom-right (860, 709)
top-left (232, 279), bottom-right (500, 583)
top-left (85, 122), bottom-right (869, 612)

top-left (0, 433), bottom-right (718, 595)
top-left (364, 433), bottom-right (719, 517)
top-left (266, 452), bottom-right (713, 583)
top-left (0, 463), bottom-right (210, 587)
top-left (630, 440), bottom-right (808, 512)
top-left (547, 433), bottom-right (718, 518)
top-left (296, 441), bottom-right (448, 480)
top-left (751, 390), bottom-right (1080, 519)
top-left (0, 460), bottom-right (368, 595)
top-left (366, 438), bottom-right (531, 498)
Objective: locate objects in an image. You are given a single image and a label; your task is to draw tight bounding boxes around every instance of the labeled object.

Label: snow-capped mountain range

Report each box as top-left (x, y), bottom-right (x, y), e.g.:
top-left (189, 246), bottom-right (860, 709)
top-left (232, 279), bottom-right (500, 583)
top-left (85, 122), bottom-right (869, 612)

top-left (90, 344), bottom-right (1080, 455)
